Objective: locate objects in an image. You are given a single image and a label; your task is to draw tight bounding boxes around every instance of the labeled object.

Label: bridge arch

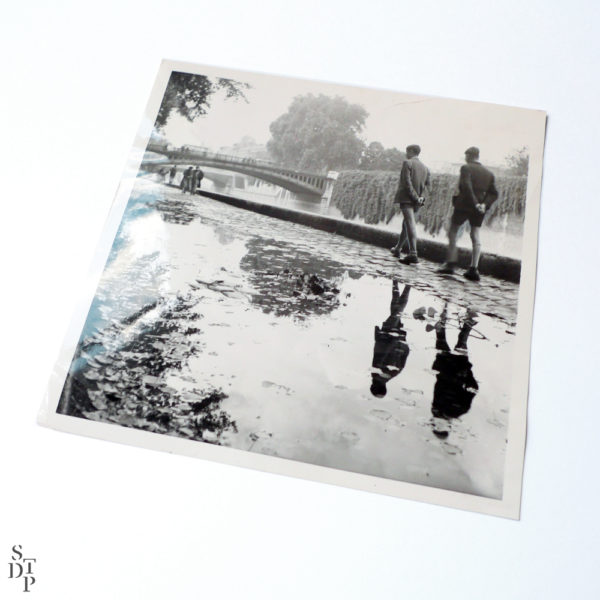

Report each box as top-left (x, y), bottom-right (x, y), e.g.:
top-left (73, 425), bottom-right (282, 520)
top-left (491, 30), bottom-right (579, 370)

top-left (143, 145), bottom-right (333, 198)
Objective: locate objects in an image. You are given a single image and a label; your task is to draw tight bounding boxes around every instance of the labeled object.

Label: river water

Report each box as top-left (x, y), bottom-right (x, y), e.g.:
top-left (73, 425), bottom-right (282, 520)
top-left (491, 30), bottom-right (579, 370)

top-left (58, 174), bottom-right (516, 499)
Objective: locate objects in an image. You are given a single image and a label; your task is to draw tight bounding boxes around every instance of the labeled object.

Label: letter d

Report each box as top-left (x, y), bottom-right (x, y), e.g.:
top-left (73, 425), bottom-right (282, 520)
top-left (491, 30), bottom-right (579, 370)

top-left (9, 562), bottom-right (23, 578)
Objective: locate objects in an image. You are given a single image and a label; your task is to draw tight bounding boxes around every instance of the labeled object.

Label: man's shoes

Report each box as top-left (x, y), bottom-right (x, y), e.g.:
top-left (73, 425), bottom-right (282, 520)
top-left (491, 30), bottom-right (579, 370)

top-left (400, 254), bottom-right (419, 265)
top-left (390, 246), bottom-right (401, 258)
top-left (437, 263), bottom-right (456, 274)
top-left (464, 267), bottom-right (481, 282)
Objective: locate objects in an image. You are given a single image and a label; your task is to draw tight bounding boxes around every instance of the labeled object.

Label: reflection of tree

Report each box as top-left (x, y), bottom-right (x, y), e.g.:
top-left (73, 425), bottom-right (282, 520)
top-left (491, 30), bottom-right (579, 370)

top-left (58, 294), bottom-right (238, 444)
top-left (239, 237), bottom-right (353, 320)
top-left (429, 306), bottom-right (479, 439)
top-left (370, 281), bottom-right (411, 397)
top-left (154, 196), bottom-right (198, 225)
top-left (505, 146), bottom-right (529, 176)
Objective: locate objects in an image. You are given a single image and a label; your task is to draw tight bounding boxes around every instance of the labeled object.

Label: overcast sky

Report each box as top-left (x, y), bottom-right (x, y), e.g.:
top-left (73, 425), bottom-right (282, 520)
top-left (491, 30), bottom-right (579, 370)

top-left (161, 69), bottom-right (539, 169)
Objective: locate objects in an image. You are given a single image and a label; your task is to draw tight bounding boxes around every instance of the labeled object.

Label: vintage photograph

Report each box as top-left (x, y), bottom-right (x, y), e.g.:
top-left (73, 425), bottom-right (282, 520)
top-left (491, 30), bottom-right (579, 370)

top-left (41, 61), bottom-right (546, 517)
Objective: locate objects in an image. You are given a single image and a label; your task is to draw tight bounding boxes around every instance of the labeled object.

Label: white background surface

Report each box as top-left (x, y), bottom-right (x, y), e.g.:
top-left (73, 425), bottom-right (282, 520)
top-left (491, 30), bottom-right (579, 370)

top-left (1, 1), bottom-right (598, 598)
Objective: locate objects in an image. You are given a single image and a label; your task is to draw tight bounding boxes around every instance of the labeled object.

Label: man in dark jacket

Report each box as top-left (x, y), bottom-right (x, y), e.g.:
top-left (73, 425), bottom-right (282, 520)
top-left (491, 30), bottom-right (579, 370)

top-left (181, 166), bottom-right (193, 194)
top-left (438, 147), bottom-right (498, 281)
top-left (192, 166), bottom-right (204, 193)
top-left (392, 145), bottom-right (431, 265)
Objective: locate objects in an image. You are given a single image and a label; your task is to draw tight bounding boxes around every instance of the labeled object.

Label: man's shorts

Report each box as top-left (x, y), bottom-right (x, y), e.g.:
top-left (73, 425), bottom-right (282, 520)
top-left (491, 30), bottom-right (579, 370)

top-left (451, 208), bottom-right (485, 229)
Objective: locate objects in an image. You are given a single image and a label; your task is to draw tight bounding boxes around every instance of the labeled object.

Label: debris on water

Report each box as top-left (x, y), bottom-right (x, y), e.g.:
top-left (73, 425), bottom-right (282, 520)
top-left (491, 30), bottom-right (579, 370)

top-left (413, 306), bottom-right (427, 320)
top-left (58, 294), bottom-right (237, 443)
top-left (239, 239), bottom-right (344, 320)
top-left (395, 397), bottom-right (417, 408)
top-left (340, 431), bottom-right (359, 443)
top-left (262, 381), bottom-right (293, 395)
top-left (370, 409), bottom-right (392, 421)
top-left (400, 387), bottom-right (424, 396)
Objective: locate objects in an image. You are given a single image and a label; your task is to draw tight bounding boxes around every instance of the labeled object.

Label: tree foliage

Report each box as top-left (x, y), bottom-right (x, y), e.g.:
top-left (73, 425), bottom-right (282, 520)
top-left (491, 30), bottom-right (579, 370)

top-left (505, 146), bottom-right (529, 176)
top-left (358, 141), bottom-right (406, 170)
top-left (267, 94), bottom-right (368, 172)
top-left (154, 71), bottom-right (250, 130)
top-left (331, 171), bottom-right (527, 232)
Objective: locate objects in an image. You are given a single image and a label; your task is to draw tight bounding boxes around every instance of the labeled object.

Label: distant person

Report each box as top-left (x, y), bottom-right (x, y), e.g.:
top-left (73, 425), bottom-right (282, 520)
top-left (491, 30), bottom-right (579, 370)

top-left (192, 166), bottom-right (204, 193)
top-left (391, 145), bottom-right (431, 264)
top-left (169, 166), bottom-right (177, 185)
top-left (438, 147), bottom-right (499, 281)
top-left (429, 304), bottom-right (479, 439)
top-left (181, 166), bottom-right (193, 194)
top-left (370, 281), bottom-right (411, 398)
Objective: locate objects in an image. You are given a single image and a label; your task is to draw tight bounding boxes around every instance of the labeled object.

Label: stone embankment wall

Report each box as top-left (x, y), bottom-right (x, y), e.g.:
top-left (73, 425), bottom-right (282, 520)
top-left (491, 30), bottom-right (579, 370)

top-left (198, 190), bottom-right (521, 283)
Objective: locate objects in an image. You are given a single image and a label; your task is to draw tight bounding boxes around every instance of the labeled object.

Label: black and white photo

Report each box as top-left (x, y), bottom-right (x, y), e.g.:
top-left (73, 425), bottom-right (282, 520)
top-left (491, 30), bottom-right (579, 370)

top-left (40, 60), bottom-right (546, 518)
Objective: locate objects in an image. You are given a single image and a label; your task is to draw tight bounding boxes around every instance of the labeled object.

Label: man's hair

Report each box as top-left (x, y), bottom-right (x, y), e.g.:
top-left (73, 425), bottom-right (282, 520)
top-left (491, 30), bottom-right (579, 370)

top-left (465, 146), bottom-right (480, 158)
top-left (406, 144), bottom-right (421, 156)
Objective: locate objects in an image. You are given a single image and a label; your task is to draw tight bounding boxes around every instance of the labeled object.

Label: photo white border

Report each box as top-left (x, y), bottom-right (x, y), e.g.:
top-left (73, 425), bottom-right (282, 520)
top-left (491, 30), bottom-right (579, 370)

top-left (38, 59), bottom-right (547, 519)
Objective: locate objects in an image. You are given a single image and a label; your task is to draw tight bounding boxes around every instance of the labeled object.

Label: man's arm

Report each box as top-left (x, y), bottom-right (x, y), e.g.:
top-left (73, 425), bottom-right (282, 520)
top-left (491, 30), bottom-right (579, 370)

top-left (400, 160), bottom-right (420, 203)
top-left (459, 165), bottom-right (479, 210)
top-left (484, 175), bottom-right (499, 208)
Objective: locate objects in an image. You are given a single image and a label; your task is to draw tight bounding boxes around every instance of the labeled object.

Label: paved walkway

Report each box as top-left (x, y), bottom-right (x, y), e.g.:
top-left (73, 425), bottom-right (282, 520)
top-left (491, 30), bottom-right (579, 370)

top-left (157, 190), bottom-right (519, 326)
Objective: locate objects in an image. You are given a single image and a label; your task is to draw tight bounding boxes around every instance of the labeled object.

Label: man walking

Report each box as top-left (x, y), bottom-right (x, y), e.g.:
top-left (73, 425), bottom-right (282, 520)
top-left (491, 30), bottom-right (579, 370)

top-left (392, 145), bottom-right (431, 265)
top-left (181, 166), bottom-right (193, 194)
top-left (192, 166), bottom-right (204, 193)
top-left (438, 147), bottom-right (498, 281)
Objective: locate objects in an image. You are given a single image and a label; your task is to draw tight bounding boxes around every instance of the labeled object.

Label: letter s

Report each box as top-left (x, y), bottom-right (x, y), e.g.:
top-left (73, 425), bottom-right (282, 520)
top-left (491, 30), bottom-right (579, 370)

top-left (11, 545), bottom-right (23, 561)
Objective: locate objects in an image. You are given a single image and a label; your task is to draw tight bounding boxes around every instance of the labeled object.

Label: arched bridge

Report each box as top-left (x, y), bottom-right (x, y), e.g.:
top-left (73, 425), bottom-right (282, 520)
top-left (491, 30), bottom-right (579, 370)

top-left (144, 143), bottom-right (334, 198)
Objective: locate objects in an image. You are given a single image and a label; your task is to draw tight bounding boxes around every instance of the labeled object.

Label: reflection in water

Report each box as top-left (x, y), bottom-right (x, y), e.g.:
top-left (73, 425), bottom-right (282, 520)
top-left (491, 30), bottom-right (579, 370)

top-left (429, 305), bottom-right (479, 439)
top-left (56, 177), bottom-right (513, 498)
top-left (370, 281), bottom-right (411, 397)
top-left (239, 237), bottom-right (347, 320)
top-left (58, 293), bottom-right (238, 444)
top-left (155, 195), bottom-right (197, 225)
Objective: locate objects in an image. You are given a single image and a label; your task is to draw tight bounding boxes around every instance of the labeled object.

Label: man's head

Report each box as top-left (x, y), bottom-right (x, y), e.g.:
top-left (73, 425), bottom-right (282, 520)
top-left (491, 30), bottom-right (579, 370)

top-left (406, 144), bottom-right (421, 159)
top-left (465, 146), bottom-right (480, 162)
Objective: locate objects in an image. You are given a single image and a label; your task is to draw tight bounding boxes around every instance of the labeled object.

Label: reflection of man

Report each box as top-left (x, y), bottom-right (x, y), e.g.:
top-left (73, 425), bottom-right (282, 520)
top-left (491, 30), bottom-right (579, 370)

top-left (392, 145), bottom-right (431, 264)
top-left (429, 305), bottom-right (479, 438)
top-left (438, 147), bottom-right (499, 281)
top-left (370, 281), bottom-right (411, 397)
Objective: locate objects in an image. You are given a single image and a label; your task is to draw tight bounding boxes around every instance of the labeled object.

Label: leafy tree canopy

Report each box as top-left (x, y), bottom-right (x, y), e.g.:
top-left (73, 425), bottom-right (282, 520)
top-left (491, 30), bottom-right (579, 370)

top-left (505, 146), bottom-right (529, 176)
top-left (155, 71), bottom-right (250, 130)
top-left (267, 94), bottom-right (368, 172)
top-left (359, 141), bottom-right (406, 171)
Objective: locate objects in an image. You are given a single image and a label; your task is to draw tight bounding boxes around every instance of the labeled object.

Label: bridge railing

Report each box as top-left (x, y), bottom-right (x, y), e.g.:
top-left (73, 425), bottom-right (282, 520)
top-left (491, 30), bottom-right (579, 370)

top-left (147, 143), bottom-right (326, 180)
top-left (146, 143), bottom-right (333, 192)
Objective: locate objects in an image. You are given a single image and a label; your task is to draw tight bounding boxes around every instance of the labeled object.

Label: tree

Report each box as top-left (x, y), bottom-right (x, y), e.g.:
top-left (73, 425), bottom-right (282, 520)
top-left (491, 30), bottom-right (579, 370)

top-left (359, 142), bottom-right (406, 170)
top-left (267, 94), bottom-right (368, 172)
top-left (505, 146), bottom-right (529, 176)
top-left (154, 71), bottom-right (250, 130)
